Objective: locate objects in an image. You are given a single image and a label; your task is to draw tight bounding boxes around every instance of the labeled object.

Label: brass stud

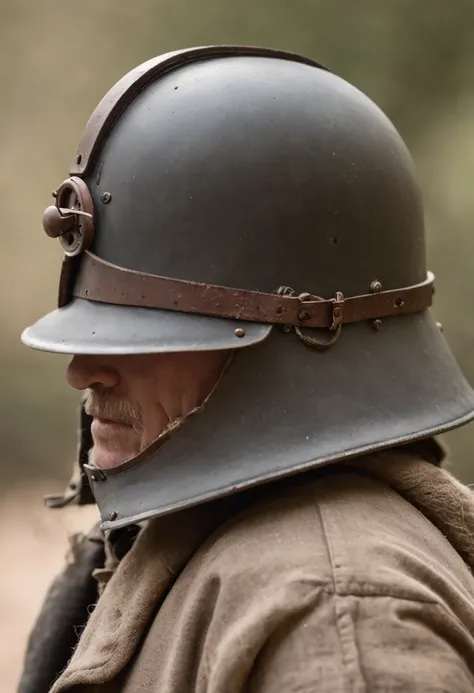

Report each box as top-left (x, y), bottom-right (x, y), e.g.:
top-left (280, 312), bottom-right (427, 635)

top-left (333, 307), bottom-right (342, 318)
top-left (100, 191), bottom-right (112, 204)
top-left (372, 319), bottom-right (382, 331)
top-left (234, 328), bottom-right (245, 338)
top-left (298, 311), bottom-right (310, 321)
top-left (108, 511), bottom-right (118, 521)
top-left (89, 468), bottom-right (106, 482)
top-left (370, 280), bottom-right (383, 293)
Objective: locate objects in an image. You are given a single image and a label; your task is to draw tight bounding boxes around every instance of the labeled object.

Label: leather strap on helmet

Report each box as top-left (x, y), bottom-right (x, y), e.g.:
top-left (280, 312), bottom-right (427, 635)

top-left (71, 250), bottom-right (434, 328)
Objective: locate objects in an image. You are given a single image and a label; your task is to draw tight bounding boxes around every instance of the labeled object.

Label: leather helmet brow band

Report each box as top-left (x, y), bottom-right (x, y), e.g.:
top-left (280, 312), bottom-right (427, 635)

top-left (72, 251), bottom-right (435, 328)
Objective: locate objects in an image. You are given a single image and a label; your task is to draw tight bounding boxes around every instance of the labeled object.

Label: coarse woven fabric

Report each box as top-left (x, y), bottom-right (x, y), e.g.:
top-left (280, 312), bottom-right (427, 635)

top-left (50, 449), bottom-right (474, 692)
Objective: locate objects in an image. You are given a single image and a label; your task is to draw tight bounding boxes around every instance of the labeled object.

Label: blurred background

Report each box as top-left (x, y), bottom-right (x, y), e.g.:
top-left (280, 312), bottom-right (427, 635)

top-left (1, 0), bottom-right (474, 688)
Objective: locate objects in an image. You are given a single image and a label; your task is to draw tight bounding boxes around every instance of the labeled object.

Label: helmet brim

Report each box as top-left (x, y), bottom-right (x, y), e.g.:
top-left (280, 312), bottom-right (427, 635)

top-left (21, 298), bottom-right (272, 354)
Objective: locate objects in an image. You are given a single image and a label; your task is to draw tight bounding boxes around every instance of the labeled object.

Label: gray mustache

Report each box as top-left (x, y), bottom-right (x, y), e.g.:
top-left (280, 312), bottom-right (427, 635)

top-left (83, 389), bottom-right (143, 430)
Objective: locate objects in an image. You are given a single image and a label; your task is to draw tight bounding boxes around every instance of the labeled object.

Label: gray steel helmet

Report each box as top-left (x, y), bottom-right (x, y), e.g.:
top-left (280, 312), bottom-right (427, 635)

top-left (22, 45), bottom-right (474, 529)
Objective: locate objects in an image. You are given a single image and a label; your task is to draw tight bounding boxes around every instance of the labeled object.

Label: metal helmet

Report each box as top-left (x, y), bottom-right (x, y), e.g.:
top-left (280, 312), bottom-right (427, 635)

top-left (22, 46), bottom-right (474, 529)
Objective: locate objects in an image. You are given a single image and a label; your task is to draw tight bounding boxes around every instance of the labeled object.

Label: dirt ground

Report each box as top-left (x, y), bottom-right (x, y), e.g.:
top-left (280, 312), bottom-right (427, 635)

top-left (0, 484), bottom-right (98, 692)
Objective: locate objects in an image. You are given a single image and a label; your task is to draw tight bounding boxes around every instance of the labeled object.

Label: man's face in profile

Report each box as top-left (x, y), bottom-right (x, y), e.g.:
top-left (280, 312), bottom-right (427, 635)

top-left (66, 351), bottom-right (226, 469)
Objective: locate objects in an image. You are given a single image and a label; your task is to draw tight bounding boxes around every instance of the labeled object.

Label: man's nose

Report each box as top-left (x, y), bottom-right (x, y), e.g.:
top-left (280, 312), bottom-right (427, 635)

top-left (66, 355), bottom-right (120, 391)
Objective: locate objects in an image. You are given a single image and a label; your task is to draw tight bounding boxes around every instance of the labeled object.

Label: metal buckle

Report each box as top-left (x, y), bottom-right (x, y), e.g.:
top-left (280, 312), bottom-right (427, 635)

top-left (43, 177), bottom-right (95, 256)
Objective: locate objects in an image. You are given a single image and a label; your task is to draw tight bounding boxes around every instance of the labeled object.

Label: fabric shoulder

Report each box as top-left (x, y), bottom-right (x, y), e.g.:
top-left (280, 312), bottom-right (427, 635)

top-left (195, 463), bottom-right (474, 624)
top-left (197, 476), bottom-right (336, 590)
top-left (310, 460), bottom-right (474, 633)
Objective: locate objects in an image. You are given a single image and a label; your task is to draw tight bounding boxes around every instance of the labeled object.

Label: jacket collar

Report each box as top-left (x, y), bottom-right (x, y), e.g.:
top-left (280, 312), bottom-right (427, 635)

top-left (51, 497), bottom-right (235, 690)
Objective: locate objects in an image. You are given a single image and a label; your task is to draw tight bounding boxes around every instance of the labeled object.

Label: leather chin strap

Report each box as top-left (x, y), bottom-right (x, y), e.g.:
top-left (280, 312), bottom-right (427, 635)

top-left (70, 250), bottom-right (435, 330)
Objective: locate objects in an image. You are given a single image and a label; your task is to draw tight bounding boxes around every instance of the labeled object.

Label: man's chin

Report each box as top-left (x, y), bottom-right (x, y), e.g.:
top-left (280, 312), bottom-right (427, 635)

top-left (90, 446), bottom-right (138, 470)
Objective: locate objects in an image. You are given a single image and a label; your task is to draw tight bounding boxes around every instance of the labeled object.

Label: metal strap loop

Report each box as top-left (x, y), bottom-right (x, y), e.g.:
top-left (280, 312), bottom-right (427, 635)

top-left (295, 323), bottom-right (342, 349)
top-left (281, 289), bottom-right (344, 349)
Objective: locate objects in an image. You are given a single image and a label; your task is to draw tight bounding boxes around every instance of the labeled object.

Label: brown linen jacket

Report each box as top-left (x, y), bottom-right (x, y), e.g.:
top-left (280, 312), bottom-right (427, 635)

top-left (49, 449), bottom-right (474, 692)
